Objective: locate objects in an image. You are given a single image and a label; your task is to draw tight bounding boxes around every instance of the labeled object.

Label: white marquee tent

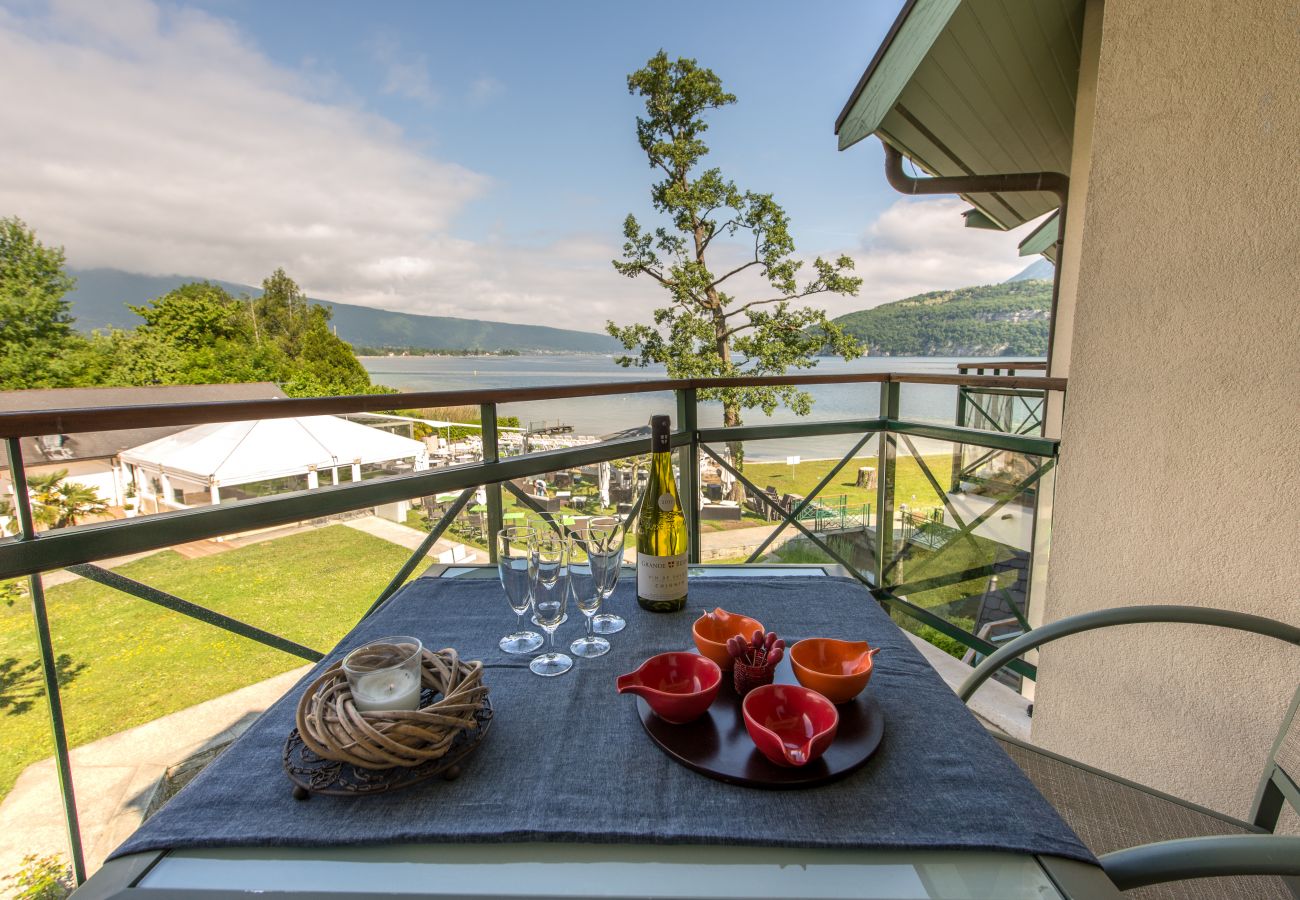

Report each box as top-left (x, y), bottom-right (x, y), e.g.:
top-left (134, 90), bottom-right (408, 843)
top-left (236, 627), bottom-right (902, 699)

top-left (119, 415), bottom-right (429, 506)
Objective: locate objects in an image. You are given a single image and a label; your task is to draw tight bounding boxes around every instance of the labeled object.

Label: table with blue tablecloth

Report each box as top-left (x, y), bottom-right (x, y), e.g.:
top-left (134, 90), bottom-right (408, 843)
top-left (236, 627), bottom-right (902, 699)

top-left (89, 566), bottom-right (1115, 900)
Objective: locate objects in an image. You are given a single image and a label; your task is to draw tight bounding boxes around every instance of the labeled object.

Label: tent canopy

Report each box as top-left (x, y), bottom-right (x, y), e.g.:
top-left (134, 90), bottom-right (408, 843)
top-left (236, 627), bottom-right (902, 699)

top-left (120, 415), bottom-right (426, 487)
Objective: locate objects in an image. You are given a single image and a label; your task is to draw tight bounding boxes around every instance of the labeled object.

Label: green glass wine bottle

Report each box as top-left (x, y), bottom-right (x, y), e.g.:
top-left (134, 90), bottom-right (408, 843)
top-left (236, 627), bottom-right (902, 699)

top-left (636, 415), bottom-right (688, 612)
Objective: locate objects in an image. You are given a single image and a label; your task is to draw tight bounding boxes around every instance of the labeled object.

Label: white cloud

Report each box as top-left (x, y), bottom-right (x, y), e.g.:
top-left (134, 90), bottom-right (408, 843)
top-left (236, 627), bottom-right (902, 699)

top-left (368, 34), bottom-right (439, 106)
top-left (0, 2), bottom-right (1036, 336)
top-left (468, 76), bottom-right (504, 104)
top-left (824, 197), bottom-right (1035, 317)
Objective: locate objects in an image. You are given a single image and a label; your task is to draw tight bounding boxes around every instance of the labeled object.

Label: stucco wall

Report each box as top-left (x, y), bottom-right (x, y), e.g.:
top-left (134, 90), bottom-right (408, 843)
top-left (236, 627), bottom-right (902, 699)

top-left (1033, 0), bottom-right (1300, 819)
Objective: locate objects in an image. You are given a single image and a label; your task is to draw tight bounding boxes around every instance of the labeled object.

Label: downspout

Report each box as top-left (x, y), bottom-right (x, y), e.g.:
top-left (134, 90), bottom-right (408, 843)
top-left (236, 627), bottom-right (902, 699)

top-left (880, 139), bottom-right (1069, 374)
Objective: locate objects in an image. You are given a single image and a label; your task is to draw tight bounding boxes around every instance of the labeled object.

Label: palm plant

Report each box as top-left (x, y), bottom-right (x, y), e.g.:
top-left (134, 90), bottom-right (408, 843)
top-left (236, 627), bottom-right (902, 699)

top-left (26, 470), bottom-right (107, 529)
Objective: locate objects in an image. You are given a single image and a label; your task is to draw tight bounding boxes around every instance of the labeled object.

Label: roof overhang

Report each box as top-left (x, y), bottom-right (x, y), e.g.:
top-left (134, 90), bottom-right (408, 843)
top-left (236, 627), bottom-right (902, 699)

top-left (1018, 211), bottom-right (1060, 262)
top-left (836, 0), bottom-right (1083, 231)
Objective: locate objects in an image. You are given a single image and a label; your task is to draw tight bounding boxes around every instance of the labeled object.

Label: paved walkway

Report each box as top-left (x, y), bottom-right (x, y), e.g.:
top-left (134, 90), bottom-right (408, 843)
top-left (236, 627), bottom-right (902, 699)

top-left (343, 515), bottom-right (479, 563)
top-left (698, 522), bottom-right (803, 560)
top-left (0, 666), bottom-right (310, 877)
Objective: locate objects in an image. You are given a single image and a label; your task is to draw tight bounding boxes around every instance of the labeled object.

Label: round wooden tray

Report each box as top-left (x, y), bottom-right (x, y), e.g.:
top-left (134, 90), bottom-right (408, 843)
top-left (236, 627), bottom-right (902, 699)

top-left (635, 657), bottom-right (884, 789)
top-left (283, 693), bottom-right (492, 799)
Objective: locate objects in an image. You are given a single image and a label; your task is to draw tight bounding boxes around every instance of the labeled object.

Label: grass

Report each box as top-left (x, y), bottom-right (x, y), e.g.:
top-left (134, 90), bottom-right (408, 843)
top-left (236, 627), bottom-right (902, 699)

top-left (740, 453), bottom-right (1025, 660)
top-left (745, 453), bottom-right (963, 517)
top-left (0, 525), bottom-right (426, 801)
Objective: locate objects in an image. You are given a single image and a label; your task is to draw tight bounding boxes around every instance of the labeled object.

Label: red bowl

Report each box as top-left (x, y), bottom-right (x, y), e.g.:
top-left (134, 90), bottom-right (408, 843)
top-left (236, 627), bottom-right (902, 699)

top-left (742, 683), bottom-right (839, 767)
top-left (616, 653), bottom-right (722, 724)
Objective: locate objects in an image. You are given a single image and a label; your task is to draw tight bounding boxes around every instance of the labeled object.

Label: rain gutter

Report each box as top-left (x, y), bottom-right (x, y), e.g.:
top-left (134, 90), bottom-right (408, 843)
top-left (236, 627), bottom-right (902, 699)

top-left (881, 138), bottom-right (1070, 374)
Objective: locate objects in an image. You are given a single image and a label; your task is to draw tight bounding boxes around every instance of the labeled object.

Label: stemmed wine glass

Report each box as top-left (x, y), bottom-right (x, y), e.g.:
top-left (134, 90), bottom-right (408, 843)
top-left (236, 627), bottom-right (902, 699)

top-left (529, 533), bottom-right (572, 677)
top-left (588, 516), bottom-right (626, 634)
top-left (568, 536), bottom-right (609, 658)
top-left (496, 527), bottom-right (543, 655)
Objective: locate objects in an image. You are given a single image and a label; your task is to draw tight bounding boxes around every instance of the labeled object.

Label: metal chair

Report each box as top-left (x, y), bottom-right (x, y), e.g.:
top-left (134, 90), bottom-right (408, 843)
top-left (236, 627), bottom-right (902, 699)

top-left (961, 606), bottom-right (1300, 898)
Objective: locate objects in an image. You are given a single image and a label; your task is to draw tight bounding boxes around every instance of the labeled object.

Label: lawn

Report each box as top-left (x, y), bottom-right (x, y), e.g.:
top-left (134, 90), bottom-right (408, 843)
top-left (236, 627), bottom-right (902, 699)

top-left (745, 453), bottom-right (960, 517)
top-left (0, 525), bottom-right (426, 801)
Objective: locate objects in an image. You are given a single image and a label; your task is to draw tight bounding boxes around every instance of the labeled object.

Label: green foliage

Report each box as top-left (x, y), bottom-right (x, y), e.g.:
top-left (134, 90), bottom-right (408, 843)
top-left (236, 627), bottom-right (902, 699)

top-left (1, 579), bottom-right (23, 608)
top-left (607, 52), bottom-right (862, 434)
top-left (26, 470), bottom-right (107, 529)
top-left (0, 217), bottom-right (78, 390)
top-left (3, 854), bottom-right (72, 900)
top-left (832, 280), bottom-right (1051, 357)
top-left (0, 219), bottom-right (390, 397)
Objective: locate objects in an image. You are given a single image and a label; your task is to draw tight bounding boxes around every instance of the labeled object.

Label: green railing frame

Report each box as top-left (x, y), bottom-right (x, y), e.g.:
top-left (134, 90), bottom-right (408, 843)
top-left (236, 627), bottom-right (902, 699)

top-left (951, 361), bottom-right (1049, 492)
top-left (0, 371), bottom-right (1062, 883)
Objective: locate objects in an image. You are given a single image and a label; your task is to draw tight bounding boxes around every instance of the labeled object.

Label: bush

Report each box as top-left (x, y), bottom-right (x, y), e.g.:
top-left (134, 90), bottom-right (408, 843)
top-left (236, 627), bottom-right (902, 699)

top-left (4, 855), bottom-right (72, 900)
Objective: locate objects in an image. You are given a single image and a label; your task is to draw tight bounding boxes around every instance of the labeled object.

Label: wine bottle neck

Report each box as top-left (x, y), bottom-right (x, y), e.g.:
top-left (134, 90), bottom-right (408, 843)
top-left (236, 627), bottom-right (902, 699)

top-left (647, 448), bottom-right (677, 495)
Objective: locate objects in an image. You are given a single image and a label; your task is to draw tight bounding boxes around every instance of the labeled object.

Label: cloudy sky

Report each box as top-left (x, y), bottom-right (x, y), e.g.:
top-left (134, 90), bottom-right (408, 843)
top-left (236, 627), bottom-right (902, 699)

top-left (0, 0), bottom-right (1038, 333)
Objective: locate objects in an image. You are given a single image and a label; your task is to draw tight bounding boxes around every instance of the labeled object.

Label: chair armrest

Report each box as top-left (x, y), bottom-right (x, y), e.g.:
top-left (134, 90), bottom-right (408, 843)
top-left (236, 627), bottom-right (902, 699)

top-left (1100, 834), bottom-right (1300, 889)
top-left (958, 605), bottom-right (1300, 702)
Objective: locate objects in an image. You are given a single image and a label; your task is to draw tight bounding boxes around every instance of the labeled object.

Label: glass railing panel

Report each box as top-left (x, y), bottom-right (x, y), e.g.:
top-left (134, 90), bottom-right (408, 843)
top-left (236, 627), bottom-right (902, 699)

top-left (497, 391), bottom-right (678, 454)
top-left (879, 434), bottom-right (1045, 677)
top-left (694, 438), bottom-right (878, 575)
top-left (5, 518), bottom-right (431, 818)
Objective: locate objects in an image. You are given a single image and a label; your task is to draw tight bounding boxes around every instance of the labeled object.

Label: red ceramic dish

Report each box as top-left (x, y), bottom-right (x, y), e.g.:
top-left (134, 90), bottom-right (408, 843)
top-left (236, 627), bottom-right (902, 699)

top-left (692, 608), bottom-right (764, 670)
top-left (616, 653), bottom-right (722, 724)
top-left (790, 639), bottom-right (881, 704)
top-left (742, 683), bottom-right (839, 767)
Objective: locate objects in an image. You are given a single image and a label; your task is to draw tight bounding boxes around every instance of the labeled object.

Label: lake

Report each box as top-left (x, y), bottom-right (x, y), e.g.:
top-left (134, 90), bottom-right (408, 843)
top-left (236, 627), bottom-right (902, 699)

top-left (361, 354), bottom-right (1037, 461)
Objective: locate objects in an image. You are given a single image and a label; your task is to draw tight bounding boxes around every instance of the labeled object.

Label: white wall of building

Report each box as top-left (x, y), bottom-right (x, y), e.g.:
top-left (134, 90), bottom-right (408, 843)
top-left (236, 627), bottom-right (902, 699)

top-left (1033, 0), bottom-right (1300, 819)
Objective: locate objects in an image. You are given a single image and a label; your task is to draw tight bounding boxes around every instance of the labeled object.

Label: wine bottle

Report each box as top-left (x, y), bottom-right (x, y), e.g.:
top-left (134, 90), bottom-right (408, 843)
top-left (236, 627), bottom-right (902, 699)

top-left (636, 414), bottom-right (688, 612)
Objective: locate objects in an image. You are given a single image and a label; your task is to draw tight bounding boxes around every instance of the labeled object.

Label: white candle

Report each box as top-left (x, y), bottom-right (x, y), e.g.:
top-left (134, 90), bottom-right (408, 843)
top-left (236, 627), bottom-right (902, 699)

top-left (351, 668), bottom-right (421, 712)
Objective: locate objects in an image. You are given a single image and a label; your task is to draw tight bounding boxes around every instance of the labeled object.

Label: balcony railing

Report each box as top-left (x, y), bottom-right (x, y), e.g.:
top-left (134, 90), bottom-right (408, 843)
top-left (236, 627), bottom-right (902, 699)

top-left (0, 369), bottom-right (1063, 883)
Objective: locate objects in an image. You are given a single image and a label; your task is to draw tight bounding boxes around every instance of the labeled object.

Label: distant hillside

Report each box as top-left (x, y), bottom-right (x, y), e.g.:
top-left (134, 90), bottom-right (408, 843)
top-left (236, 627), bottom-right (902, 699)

top-left (832, 281), bottom-right (1051, 357)
top-left (1006, 258), bottom-right (1054, 282)
top-left (64, 268), bottom-right (620, 353)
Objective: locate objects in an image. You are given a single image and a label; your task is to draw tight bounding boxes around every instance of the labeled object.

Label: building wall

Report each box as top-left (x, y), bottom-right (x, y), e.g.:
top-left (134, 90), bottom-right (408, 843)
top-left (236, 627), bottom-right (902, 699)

top-left (1033, 0), bottom-right (1300, 819)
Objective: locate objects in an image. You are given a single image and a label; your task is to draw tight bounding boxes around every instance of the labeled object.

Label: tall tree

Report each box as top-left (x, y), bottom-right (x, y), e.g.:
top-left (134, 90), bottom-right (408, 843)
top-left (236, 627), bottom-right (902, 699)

top-left (0, 217), bottom-right (78, 389)
top-left (607, 52), bottom-right (862, 477)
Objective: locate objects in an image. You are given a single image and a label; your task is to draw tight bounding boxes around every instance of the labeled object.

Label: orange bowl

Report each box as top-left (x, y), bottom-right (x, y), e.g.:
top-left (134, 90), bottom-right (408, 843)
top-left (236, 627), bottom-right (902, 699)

top-left (790, 638), bottom-right (880, 704)
top-left (692, 608), bottom-right (764, 670)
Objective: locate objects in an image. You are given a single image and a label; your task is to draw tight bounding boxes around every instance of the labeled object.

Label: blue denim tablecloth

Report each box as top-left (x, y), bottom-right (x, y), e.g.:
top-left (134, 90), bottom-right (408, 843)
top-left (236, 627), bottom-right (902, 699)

top-left (112, 575), bottom-right (1093, 863)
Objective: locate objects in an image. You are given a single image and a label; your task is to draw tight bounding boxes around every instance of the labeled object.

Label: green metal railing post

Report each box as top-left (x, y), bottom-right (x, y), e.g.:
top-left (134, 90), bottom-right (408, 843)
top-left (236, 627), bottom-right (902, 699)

top-left (874, 382), bottom-right (900, 587)
top-left (951, 379), bottom-right (968, 491)
top-left (677, 388), bottom-right (701, 564)
top-left (5, 438), bottom-right (85, 884)
top-left (480, 403), bottom-right (503, 563)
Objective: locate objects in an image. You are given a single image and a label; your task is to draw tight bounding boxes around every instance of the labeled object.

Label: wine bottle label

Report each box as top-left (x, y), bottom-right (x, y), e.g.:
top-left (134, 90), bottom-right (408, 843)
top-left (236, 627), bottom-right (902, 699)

top-left (656, 492), bottom-right (675, 512)
top-left (637, 552), bottom-right (688, 601)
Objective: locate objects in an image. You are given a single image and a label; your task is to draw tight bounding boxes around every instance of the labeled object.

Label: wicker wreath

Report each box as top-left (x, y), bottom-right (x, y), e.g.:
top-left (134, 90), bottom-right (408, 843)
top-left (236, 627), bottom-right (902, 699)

top-left (295, 647), bottom-right (488, 770)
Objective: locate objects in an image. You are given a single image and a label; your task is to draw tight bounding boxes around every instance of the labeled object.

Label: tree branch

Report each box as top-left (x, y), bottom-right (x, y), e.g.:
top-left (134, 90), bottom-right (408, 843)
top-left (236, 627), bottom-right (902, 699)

top-left (721, 282), bottom-right (839, 320)
top-left (709, 258), bottom-right (763, 290)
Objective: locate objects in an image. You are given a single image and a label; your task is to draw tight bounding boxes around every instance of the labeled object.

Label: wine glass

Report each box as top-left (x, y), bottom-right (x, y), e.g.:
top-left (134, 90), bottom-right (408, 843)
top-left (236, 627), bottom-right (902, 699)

top-left (496, 527), bottom-right (543, 655)
top-left (531, 521), bottom-right (569, 627)
top-left (588, 516), bottom-right (626, 634)
top-left (529, 533), bottom-right (572, 677)
top-left (567, 536), bottom-right (610, 658)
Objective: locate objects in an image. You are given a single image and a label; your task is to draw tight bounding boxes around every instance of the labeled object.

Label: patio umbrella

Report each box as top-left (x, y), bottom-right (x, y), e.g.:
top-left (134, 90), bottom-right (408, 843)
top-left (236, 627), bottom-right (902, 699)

top-left (719, 446), bottom-right (736, 498)
top-left (598, 461), bottom-right (611, 508)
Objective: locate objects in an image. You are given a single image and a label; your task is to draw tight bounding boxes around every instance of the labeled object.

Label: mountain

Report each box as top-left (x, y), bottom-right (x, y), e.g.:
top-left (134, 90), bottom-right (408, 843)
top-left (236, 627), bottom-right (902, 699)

top-left (63, 268), bottom-right (621, 353)
top-left (831, 280), bottom-right (1051, 357)
top-left (1005, 258), bottom-right (1054, 282)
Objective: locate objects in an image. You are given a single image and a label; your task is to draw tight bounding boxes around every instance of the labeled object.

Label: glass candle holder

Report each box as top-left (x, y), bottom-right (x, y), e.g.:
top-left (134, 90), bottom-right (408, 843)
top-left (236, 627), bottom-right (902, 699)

top-left (342, 636), bottom-right (424, 712)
